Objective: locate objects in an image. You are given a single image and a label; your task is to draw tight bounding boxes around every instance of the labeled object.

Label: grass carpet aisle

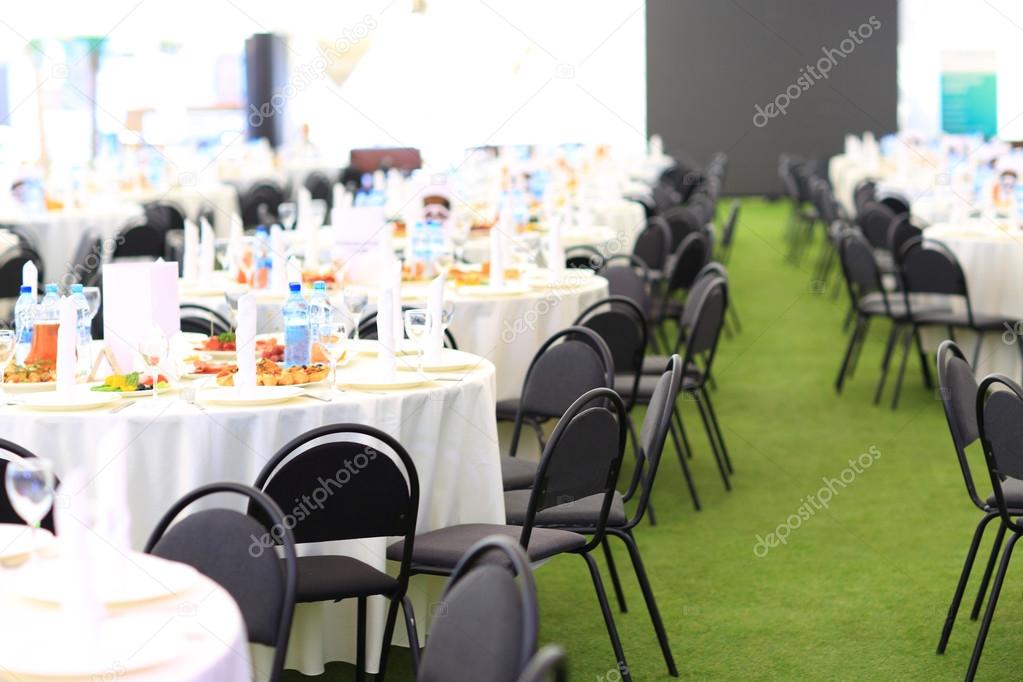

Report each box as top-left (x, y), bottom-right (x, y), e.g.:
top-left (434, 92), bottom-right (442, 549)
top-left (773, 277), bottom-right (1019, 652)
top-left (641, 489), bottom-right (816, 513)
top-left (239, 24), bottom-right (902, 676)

top-left (285, 198), bottom-right (1021, 681)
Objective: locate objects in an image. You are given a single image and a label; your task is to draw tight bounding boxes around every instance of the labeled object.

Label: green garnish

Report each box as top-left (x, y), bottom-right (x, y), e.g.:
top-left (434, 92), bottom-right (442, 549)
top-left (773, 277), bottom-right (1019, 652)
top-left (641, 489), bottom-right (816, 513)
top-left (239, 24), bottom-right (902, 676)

top-left (217, 331), bottom-right (236, 343)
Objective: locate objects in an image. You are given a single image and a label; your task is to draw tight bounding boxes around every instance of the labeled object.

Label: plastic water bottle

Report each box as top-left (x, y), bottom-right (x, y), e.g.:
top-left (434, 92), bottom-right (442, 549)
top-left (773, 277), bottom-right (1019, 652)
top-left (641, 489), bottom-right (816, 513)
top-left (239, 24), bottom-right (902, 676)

top-left (283, 282), bottom-right (310, 366)
top-left (70, 284), bottom-right (92, 371)
top-left (307, 281), bottom-right (330, 345)
top-left (26, 283), bottom-right (61, 365)
top-left (13, 285), bottom-right (35, 364)
top-left (254, 225), bottom-right (271, 261)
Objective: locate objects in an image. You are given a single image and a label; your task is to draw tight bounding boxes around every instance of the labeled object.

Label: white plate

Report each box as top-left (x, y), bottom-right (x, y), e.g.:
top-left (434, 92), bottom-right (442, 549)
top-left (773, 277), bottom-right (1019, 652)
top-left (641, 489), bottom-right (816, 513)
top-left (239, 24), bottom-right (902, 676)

top-left (2, 380), bottom-right (59, 393)
top-left (14, 551), bottom-right (199, 606)
top-left (456, 284), bottom-right (533, 298)
top-left (18, 391), bottom-right (122, 412)
top-left (336, 372), bottom-right (429, 390)
top-left (89, 384), bottom-right (178, 399)
top-left (350, 339), bottom-right (418, 356)
top-left (0, 613), bottom-right (186, 677)
top-left (397, 349), bottom-right (481, 373)
top-left (192, 348), bottom-right (236, 360)
top-left (198, 386), bottom-right (304, 406)
top-left (0, 524), bottom-right (54, 562)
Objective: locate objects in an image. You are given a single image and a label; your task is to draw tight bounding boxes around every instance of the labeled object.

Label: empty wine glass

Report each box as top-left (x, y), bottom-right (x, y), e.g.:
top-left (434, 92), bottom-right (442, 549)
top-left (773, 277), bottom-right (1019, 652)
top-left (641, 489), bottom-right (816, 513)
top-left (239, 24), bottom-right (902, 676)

top-left (440, 301), bottom-right (455, 335)
top-left (449, 220), bottom-right (471, 263)
top-left (309, 199), bottom-right (328, 229)
top-left (278, 202), bottom-right (297, 230)
top-left (138, 327), bottom-right (168, 402)
top-left (4, 457), bottom-right (54, 544)
top-left (403, 309), bottom-right (432, 374)
top-left (316, 308), bottom-right (350, 399)
top-left (433, 245), bottom-right (454, 276)
top-left (82, 287), bottom-right (101, 323)
top-left (0, 330), bottom-right (14, 398)
top-left (343, 286), bottom-right (369, 341)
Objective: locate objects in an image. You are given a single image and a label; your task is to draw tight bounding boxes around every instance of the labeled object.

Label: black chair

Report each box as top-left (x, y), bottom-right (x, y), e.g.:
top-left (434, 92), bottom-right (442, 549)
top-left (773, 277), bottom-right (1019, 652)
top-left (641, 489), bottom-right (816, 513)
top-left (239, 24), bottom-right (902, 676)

top-left (239, 181), bottom-right (285, 228)
top-left (0, 245), bottom-right (43, 313)
top-left (388, 387), bottom-right (636, 681)
top-left (662, 205), bottom-right (702, 252)
top-left (935, 342), bottom-right (1023, 657)
top-left (498, 326), bottom-right (614, 491)
top-left (251, 424), bottom-right (421, 680)
top-left (505, 356), bottom-right (684, 676)
top-left (631, 218), bottom-right (672, 283)
top-left (852, 179), bottom-right (877, 216)
top-left (180, 303), bottom-right (232, 337)
top-left (967, 375), bottom-right (1023, 679)
top-left (303, 171), bottom-right (333, 211)
top-left (649, 231), bottom-right (710, 350)
top-left (564, 244), bottom-right (604, 271)
top-left (887, 213), bottom-right (922, 260)
top-left (879, 193), bottom-right (911, 216)
top-left (856, 201), bottom-right (897, 271)
top-left (358, 306), bottom-right (458, 350)
top-left (416, 535), bottom-right (539, 682)
top-left (143, 202), bottom-right (186, 234)
top-left (111, 219), bottom-right (165, 261)
top-left (0, 439), bottom-right (56, 532)
top-left (718, 199), bottom-right (740, 266)
top-left (517, 646), bottom-right (568, 682)
top-left (144, 482), bottom-right (296, 682)
top-left (68, 229), bottom-right (103, 286)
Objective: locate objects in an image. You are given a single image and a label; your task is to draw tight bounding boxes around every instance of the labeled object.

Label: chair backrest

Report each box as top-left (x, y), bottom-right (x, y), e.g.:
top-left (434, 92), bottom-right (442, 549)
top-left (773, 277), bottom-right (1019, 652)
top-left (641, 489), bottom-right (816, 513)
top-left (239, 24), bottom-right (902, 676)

top-left (574, 296), bottom-right (647, 405)
top-left (180, 303), bottom-right (232, 337)
top-left (112, 220), bottom-right (165, 261)
top-left (838, 232), bottom-right (889, 315)
top-left (857, 201), bottom-right (896, 250)
top-left (937, 341), bottom-right (986, 510)
top-left (720, 200), bottom-right (740, 250)
top-left (508, 326), bottom-right (614, 456)
top-left (0, 245), bottom-right (43, 304)
top-left (598, 255), bottom-right (651, 313)
top-left (520, 387), bottom-right (628, 550)
top-left (303, 171), bottom-right (333, 209)
top-left (517, 646), bottom-right (568, 682)
top-left (687, 193), bottom-right (715, 225)
top-left (898, 237), bottom-right (973, 323)
top-left (665, 230), bottom-right (710, 296)
top-left (879, 194), bottom-right (910, 216)
top-left (887, 213), bottom-right (921, 262)
top-left (417, 535), bottom-right (538, 682)
top-left (564, 245), bottom-right (604, 272)
top-left (144, 482), bottom-right (296, 682)
top-left (632, 218), bottom-right (672, 273)
top-left (68, 229), bottom-right (103, 285)
top-left (0, 439), bottom-right (57, 532)
top-left (630, 355), bottom-right (683, 525)
top-left (143, 202), bottom-right (186, 234)
top-left (239, 181), bottom-right (285, 228)
top-left (852, 180), bottom-right (877, 215)
top-left (663, 206), bottom-right (702, 251)
top-left (680, 275), bottom-right (728, 382)
top-left (977, 375), bottom-right (1023, 532)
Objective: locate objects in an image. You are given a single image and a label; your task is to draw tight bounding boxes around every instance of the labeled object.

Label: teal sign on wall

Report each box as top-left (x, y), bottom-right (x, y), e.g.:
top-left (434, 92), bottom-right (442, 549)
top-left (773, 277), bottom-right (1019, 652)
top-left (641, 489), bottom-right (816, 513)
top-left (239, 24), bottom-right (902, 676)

top-left (941, 71), bottom-right (997, 138)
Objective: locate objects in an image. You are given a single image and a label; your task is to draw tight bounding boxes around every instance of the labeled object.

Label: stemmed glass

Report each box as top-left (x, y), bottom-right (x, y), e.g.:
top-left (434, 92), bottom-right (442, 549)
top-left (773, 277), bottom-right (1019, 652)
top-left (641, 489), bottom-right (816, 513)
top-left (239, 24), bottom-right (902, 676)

top-left (342, 286), bottom-right (369, 341)
top-left (440, 301), bottom-right (455, 344)
top-left (82, 287), bottom-right (101, 325)
top-left (309, 199), bottom-right (328, 229)
top-left (278, 202), bottom-right (297, 230)
top-left (138, 327), bottom-right (168, 403)
top-left (4, 456), bottom-right (55, 545)
top-left (0, 330), bottom-right (14, 398)
top-left (315, 308), bottom-right (350, 400)
top-left (449, 220), bottom-right (471, 263)
top-left (403, 309), bottom-right (432, 374)
top-left (432, 246), bottom-right (454, 277)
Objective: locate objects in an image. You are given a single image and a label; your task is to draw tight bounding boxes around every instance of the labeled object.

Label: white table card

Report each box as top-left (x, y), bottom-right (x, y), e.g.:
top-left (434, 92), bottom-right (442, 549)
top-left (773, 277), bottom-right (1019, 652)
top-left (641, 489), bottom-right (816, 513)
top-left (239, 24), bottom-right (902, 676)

top-left (333, 206), bottom-right (392, 287)
top-left (102, 262), bottom-right (180, 371)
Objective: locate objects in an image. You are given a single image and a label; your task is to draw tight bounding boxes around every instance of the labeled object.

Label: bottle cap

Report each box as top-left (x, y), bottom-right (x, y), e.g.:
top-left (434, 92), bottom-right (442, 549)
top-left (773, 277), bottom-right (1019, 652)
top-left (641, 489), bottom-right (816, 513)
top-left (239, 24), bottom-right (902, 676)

top-left (313, 281), bottom-right (326, 291)
top-left (71, 284), bottom-right (83, 293)
top-left (19, 285), bottom-right (31, 294)
top-left (44, 283), bottom-right (58, 293)
top-left (289, 282), bottom-right (301, 293)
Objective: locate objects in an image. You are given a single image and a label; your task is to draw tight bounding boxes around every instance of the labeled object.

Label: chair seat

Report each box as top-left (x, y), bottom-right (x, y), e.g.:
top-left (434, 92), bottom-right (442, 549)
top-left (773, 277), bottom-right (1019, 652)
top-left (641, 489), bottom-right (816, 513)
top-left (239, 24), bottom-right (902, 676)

top-left (496, 399), bottom-right (519, 421)
top-left (386, 523), bottom-right (586, 570)
top-left (859, 292), bottom-right (908, 318)
top-left (290, 555), bottom-right (399, 603)
top-left (914, 310), bottom-right (1010, 331)
top-left (501, 456), bottom-right (538, 490)
top-left (504, 490), bottom-right (627, 528)
top-left (986, 477), bottom-right (1023, 509)
top-left (618, 371), bottom-right (703, 400)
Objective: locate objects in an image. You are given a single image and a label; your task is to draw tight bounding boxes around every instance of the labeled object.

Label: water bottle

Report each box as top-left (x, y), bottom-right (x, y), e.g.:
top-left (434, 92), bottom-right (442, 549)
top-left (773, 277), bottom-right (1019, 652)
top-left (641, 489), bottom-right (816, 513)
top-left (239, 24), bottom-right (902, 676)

top-left (283, 282), bottom-right (310, 366)
top-left (13, 286), bottom-right (35, 364)
top-left (70, 284), bottom-right (92, 372)
top-left (26, 283), bottom-right (60, 365)
top-left (307, 281), bottom-right (330, 345)
top-left (254, 225), bottom-right (271, 261)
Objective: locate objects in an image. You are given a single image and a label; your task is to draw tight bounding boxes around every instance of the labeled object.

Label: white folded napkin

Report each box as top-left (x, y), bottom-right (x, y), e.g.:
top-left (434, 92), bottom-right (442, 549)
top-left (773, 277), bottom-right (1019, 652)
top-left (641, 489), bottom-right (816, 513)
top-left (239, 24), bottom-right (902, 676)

top-left (54, 468), bottom-right (105, 640)
top-left (235, 293), bottom-right (257, 394)
top-left (228, 214), bottom-right (244, 279)
top-left (332, 183), bottom-right (346, 214)
top-left (56, 296), bottom-right (77, 394)
top-left (392, 259), bottom-right (403, 344)
top-left (95, 427), bottom-right (132, 551)
top-left (22, 260), bottom-right (36, 296)
top-left (298, 186), bottom-right (313, 230)
top-left (426, 273), bottom-right (446, 364)
top-left (182, 219), bottom-right (199, 284)
top-left (286, 256), bottom-right (303, 287)
top-left (199, 217), bottom-right (215, 285)
top-left (547, 213), bottom-right (565, 273)
top-left (376, 286), bottom-right (398, 378)
top-left (270, 225), bottom-right (288, 293)
top-left (490, 223), bottom-right (506, 289)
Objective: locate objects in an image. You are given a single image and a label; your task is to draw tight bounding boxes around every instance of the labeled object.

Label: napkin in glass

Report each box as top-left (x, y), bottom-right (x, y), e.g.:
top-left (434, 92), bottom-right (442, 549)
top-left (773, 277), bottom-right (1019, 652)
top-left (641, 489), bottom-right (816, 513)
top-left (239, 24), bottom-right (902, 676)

top-left (228, 214), bottom-right (244, 279)
top-left (199, 217), bottom-right (216, 286)
top-left (547, 213), bottom-right (566, 273)
top-left (56, 296), bottom-right (77, 394)
top-left (54, 468), bottom-right (106, 647)
top-left (426, 273), bottom-right (446, 364)
top-left (235, 293), bottom-right (257, 394)
top-left (490, 222), bottom-right (506, 289)
top-left (376, 286), bottom-right (398, 378)
top-left (270, 225), bottom-right (288, 293)
top-left (182, 219), bottom-right (200, 284)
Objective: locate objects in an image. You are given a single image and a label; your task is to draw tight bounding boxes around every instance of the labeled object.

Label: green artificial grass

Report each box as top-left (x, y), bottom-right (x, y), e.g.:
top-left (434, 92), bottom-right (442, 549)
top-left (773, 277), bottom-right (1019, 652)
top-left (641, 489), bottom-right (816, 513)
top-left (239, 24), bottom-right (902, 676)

top-left (285, 198), bottom-right (1023, 681)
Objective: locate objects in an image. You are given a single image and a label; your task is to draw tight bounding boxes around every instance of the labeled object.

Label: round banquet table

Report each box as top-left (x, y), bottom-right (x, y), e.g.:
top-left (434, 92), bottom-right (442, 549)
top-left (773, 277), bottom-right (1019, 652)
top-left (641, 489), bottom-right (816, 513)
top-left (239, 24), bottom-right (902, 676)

top-left (0, 202), bottom-right (145, 281)
top-left (0, 358), bottom-right (502, 675)
top-left (922, 221), bottom-right (1023, 378)
top-left (181, 272), bottom-right (609, 401)
top-left (0, 547), bottom-right (251, 682)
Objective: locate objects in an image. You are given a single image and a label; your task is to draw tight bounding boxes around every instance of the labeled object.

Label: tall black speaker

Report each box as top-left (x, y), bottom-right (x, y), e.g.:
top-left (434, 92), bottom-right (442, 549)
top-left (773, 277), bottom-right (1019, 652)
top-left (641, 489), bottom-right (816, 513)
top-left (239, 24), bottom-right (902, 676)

top-left (245, 33), bottom-right (288, 149)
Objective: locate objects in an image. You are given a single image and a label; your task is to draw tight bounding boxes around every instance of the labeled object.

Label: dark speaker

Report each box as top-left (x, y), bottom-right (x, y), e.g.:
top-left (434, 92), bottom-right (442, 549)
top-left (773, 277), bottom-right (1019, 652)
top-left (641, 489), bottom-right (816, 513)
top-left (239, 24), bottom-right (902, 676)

top-left (245, 33), bottom-right (288, 149)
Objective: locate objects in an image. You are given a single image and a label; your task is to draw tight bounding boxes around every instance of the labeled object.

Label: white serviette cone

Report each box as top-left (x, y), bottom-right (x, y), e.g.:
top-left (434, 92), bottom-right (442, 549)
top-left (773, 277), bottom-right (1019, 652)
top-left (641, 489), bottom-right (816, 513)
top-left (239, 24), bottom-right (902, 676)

top-left (22, 260), bottom-right (37, 296)
top-left (376, 287), bottom-right (398, 378)
top-left (392, 260), bottom-right (403, 347)
top-left (426, 274), bottom-right (446, 364)
top-left (228, 214), bottom-right (244, 279)
top-left (270, 225), bottom-right (288, 293)
top-left (286, 257), bottom-right (303, 287)
top-left (490, 225), bottom-right (505, 289)
top-left (54, 468), bottom-right (106, 646)
top-left (547, 214), bottom-right (565, 273)
top-left (235, 293), bottom-right (257, 394)
top-left (182, 219), bottom-right (199, 284)
top-left (56, 296), bottom-right (77, 394)
top-left (199, 217), bottom-right (215, 286)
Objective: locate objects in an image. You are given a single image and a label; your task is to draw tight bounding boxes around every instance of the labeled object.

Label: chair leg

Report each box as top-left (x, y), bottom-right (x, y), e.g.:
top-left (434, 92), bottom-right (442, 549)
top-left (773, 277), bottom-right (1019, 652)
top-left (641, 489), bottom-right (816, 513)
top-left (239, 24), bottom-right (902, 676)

top-left (890, 326), bottom-right (913, 410)
top-left (528, 418), bottom-right (547, 452)
top-left (965, 532), bottom-right (1021, 681)
top-left (971, 332), bottom-right (984, 370)
top-left (402, 596), bottom-right (421, 672)
top-left (602, 537), bottom-right (628, 613)
top-left (700, 386), bottom-right (733, 475)
top-left (728, 302), bottom-right (742, 333)
top-left (873, 321), bottom-right (899, 405)
top-left (913, 325), bottom-right (933, 389)
top-left (613, 529), bottom-right (679, 677)
top-left (375, 594), bottom-right (403, 681)
top-left (669, 416), bottom-right (701, 510)
top-left (673, 404), bottom-right (694, 460)
top-left (356, 597), bottom-right (367, 682)
top-left (835, 316), bottom-right (863, 394)
top-left (847, 316), bottom-right (871, 379)
top-left (692, 390), bottom-right (731, 491)
top-left (842, 302), bottom-right (854, 332)
top-left (970, 521), bottom-right (1006, 621)
top-left (937, 513), bottom-right (998, 654)
top-left (580, 551), bottom-right (633, 682)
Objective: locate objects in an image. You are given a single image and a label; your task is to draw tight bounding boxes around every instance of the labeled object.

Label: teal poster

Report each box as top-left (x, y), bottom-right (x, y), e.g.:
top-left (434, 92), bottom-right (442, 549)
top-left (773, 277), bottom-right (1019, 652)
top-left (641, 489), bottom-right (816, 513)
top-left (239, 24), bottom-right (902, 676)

top-left (940, 52), bottom-right (997, 138)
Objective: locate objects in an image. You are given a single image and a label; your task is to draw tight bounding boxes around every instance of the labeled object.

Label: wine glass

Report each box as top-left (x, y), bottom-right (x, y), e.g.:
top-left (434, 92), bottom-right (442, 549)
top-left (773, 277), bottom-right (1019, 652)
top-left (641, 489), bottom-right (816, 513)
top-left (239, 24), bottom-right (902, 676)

top-left (278, 202), bottom-right (297, 231)
top-left (138, 327), bottom-right (168, 402)
top-left (0, 330), bottom-right (14, 398)
top-left (433, 245), bottom-right (455, 276)
top-left (440, 301), bottom-right (455, 339)
top-left (315, 308), bottom-right (350, 399)
top-left (403, 309), bottom-right (432, 374)
top-left (309, 199), bottom-right (328, 229)
top-left (4, 457), bottom-right (55, 545)
top-left (82, 287), bottom-right (101, 323)
top-left (342, 286), bottom-right (369, 341)
top-left (449, 220), bottom-right (471, 263)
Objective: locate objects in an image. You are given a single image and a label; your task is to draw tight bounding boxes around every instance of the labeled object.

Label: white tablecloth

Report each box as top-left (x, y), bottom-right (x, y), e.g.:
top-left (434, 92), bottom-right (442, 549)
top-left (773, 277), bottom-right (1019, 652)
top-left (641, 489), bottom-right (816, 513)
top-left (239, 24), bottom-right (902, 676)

top-left (0, 359), bottom-right (502, 674)
top-left (181, 274), bottom-right (609, 401)
top-left (0, 203), bottom-right (145, 281)
top-left (0, 548), bottom-right (251, 682)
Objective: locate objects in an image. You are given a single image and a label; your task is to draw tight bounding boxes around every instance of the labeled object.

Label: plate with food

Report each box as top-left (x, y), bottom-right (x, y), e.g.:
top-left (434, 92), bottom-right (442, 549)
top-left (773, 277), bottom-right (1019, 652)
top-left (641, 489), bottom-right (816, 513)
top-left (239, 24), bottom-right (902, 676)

top-left (3, 363), bottom-right (59, 391)
top-left (193, 331), bottom-right (237, 359)
top-left (182, 359), bottom-right (232, 380)
top-left (90, 372), bottom-right (175, 397)
top-left (213, 359), bottom-right (330, 387)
